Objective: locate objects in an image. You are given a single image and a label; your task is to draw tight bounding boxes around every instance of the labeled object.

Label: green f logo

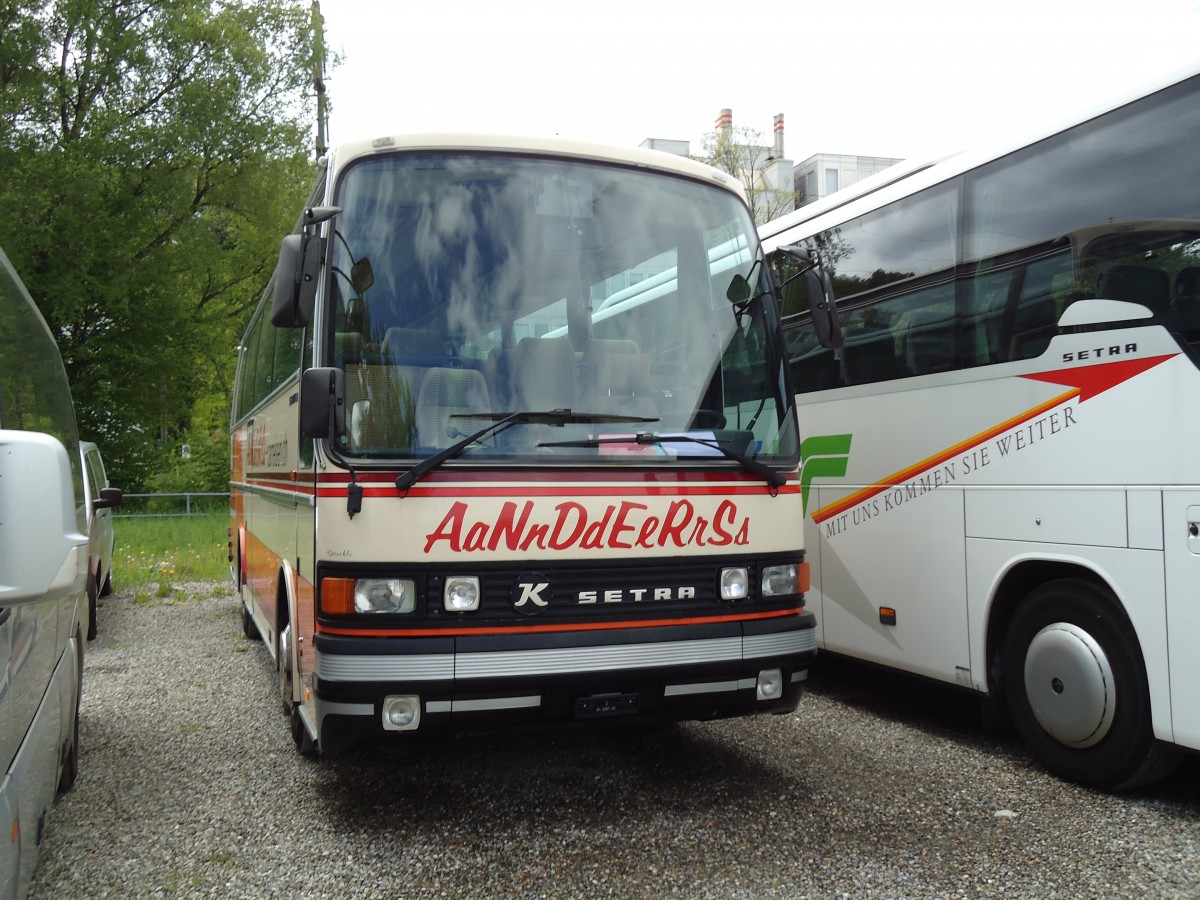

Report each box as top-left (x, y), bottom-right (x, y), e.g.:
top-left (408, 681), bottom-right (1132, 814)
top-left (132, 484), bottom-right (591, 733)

top-left (799, 434), bottom-right (852, 516)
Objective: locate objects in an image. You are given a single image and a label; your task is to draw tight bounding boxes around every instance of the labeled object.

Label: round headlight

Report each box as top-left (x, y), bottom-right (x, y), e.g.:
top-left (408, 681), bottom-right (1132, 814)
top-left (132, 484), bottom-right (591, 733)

top-left (720, 567), bottom-right (749, 601)
top-left (757, 668), bottom-right (784, 700)
top-left (444, 576), bottom-right (481, 612)
top-left (382, 695), bottom-right (421, 731)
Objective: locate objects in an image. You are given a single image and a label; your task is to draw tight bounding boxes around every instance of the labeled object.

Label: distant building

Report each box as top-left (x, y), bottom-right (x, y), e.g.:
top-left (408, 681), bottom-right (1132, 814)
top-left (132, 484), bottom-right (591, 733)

top-left (639, 122), bottom-right (902, 215)
top-left (706, 110), bottom-right (796, 224)
top-left (639, 138), bottom-right (690, 157)
top-left (792, 153), bottom-right (902, 208)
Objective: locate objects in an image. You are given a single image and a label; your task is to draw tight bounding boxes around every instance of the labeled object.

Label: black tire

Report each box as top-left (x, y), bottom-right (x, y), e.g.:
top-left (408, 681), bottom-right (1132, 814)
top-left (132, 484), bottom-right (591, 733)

top-left (241, 601), bottom-right (259, 640)
top-left (291, 707), bottom-right (317, 757)
top-left (87, 573), bottom-right (99, 642)
top-left (59, 635), bottom-right (83, 791)
top-left (1003, 578), bottom-right (1182, 790)
top-left (99, 568), bottom-right (113, 597)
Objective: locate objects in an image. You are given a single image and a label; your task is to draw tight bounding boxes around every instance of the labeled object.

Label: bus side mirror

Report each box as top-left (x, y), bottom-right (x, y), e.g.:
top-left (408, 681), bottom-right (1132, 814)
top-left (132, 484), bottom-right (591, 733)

top-left (804, 266), bottom-right (842, 350)
top-left (271, 233), bottom-right (323, 328)
top-left (770, 243), bottom-right (844, 351)
top-left (726, 274), bottom-right (752, 305)
top-left (301, 367), bottom-right (346, 439)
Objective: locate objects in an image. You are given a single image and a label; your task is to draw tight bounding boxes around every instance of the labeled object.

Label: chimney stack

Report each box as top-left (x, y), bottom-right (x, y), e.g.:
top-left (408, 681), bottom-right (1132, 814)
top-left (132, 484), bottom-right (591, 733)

top-left (716, 108), bottom-right (733, 138)
top-left (773, 113), bottom-right (785, 158)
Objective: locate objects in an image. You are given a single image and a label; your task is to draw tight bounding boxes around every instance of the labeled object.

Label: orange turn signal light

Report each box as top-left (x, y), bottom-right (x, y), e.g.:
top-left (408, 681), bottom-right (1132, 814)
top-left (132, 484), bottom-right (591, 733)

top-left (322, 578), bottom-right (356, 615)
top-left (796, 561), bottom-right (811, 595)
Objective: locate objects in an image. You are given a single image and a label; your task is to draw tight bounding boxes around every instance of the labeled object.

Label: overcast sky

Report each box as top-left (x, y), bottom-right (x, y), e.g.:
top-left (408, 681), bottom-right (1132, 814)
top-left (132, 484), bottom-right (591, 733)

top-left (316, 0), bottom-right (1200, 164)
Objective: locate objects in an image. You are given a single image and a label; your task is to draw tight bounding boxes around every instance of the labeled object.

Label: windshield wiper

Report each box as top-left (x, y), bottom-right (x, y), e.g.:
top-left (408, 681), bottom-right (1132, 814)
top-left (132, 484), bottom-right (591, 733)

top-left (394, 409), bottom-right (659, 494)
top-left (537, 432), bottom-right (787, 493)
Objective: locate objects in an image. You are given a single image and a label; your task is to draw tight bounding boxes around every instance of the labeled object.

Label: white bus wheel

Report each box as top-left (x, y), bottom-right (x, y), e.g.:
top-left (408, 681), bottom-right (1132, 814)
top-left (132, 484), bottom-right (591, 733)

top-left (1002, 579), bottom-right (1180, 790)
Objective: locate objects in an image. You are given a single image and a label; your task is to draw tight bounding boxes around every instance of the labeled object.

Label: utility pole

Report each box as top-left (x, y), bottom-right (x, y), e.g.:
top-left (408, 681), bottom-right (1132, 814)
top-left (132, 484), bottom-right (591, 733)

top-left (311, 1), bottom-right (328, 158)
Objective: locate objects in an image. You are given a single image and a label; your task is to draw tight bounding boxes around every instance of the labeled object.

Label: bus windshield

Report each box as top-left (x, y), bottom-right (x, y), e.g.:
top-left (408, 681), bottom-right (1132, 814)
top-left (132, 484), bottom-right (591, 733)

top-left (326, 152), bottom-right (796, 466)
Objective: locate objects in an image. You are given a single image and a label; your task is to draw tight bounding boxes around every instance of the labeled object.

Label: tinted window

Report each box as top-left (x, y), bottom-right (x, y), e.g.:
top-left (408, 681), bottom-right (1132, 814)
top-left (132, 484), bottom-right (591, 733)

top-left (787, 75), bottom-right (1200, 391)
top-left (0, 247), bottom-right (83, 516)
top-left (785, 183), bottom-right (958, 391)
top-left (965, 76), bottom-right (1200, 262)
top-left (965, 75), bottom-right (1200, 357)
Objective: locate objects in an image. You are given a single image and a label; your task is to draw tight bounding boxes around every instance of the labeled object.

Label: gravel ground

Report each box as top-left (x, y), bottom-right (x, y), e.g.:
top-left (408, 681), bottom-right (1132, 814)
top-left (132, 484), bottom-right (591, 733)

top-left (27, 582), bottom-right (1200, 899)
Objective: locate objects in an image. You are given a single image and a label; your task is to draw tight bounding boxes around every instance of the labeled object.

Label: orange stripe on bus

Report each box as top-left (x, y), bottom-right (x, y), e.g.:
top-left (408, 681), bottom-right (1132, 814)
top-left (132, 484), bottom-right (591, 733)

top-left (315, 606), bottom-right (804, 638)
top-left (812, 387), bottom-right (1077, 524)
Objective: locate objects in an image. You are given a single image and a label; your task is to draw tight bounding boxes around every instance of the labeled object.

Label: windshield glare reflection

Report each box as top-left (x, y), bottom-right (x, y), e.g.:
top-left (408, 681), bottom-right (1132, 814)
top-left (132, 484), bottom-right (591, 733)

top-left (327, 152), bottom-right (796, 465)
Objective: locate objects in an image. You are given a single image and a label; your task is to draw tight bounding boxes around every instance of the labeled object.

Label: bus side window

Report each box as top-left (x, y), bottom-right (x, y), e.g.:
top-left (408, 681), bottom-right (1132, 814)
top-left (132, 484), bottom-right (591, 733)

top-left (963, 268), bottom-right (1011, 367)
top-left (1004, 254), bottom-right (1074, 362)
top-left (785, 320), bottom-right (842, 393)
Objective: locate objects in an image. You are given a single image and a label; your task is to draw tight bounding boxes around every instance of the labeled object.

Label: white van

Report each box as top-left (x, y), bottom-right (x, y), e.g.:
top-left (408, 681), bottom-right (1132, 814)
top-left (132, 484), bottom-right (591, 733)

top-left (0, 245), bottom-right (89, 899)
top-left (80, 441), bottom-right (121, 640)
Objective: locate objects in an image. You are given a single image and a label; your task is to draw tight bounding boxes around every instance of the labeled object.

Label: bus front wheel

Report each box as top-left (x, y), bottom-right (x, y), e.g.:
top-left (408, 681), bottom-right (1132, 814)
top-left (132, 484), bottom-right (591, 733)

top-left (1003, 578), bottom-right (1180, 790)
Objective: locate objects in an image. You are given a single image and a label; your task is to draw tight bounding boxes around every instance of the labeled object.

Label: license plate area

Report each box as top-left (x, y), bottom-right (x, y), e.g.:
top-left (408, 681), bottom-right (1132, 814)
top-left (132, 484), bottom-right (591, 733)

top-left (575, 692), bottom-right (640, 719)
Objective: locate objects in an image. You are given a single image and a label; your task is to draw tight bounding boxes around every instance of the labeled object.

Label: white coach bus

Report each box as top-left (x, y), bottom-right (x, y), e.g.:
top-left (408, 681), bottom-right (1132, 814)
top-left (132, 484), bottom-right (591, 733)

top-left (231, 134), bottom-right (838, 755)
top-left (761, 66), bottom-right (1200, 789)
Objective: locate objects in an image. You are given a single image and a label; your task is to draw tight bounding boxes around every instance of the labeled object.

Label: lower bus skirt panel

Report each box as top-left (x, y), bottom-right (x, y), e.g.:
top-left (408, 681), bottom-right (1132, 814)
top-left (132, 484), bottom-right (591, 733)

top-left (309, 615), bottom-right (816, 750)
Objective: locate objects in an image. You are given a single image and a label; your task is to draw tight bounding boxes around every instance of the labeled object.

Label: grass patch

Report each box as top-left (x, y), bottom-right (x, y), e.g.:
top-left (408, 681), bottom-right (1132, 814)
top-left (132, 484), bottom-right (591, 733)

top-left (113, 514), bottom-right (230, 589)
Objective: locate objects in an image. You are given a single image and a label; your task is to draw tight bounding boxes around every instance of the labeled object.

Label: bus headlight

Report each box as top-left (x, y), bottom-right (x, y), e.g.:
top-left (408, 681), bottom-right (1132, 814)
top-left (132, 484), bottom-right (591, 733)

top-left (444, 576), bottom-right (481, 612)
top-left (757, 668), bottom-right (783, 700)
top-left (720, 567), bottom-right (749, 601)
top-left (761, 564), bottom-right (799, 597)
top-left (355, 578), bottom-right (415, 613)
top-left (321, 577), bottom-right (415, 615)
top-left (382, 695), bottom-right (421, 731)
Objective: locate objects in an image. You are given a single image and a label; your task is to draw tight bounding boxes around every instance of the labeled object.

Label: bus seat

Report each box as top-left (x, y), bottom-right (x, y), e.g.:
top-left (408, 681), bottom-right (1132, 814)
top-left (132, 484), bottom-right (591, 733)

top-left (904, 309), bottom-right (956, 376)
top-left (347, 364), bottom-right (423, 451)
top-left (579, 338), bottom-right (640, 400)
top-left (1174, 267), bottom-right (1200, 336)
top-left (580, 339), bottom-right (657, 418)
top-left (345, 296), bottom-right (365, 333)
top-left (416, 367), bottom-right (491, 449)
top-left (513, 337), bottom-right (576, 411)
top-left (334, 332), bottom-right (364, 367)
top-left (381, 327), bottom-right (443, 362)
top-left (484, 346), bottom-right (512, 408)
top-left (1095, 264), bottom-right (1171, 318)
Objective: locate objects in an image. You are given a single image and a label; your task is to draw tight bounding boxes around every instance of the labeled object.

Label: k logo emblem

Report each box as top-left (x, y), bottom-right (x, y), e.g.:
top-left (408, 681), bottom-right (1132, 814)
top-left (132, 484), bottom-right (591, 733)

top-left (512, 574), bottom-right (551, 616)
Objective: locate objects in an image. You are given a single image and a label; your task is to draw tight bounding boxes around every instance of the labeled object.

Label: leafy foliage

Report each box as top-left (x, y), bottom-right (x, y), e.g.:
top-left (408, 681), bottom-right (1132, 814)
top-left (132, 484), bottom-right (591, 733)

top-left (0, 0), bottom-right (319, 490)
top-left (697, 124), bottom-right (799, 225)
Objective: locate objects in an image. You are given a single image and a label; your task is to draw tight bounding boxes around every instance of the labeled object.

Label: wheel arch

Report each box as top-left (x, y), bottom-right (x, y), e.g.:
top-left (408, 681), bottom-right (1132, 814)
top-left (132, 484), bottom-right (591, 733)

top-left (276, 559), bottom-right (302, 706)
top-left (237, 524), bottom-right (248, 586)
top-left (984, 558), bottom-right (1122, 699)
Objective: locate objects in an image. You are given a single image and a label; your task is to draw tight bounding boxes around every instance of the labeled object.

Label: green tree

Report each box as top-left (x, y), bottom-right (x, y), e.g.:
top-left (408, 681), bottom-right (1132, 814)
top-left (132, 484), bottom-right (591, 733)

top-left (0, 0), bottom-right (319, 490)
top-left (697, 124), bottom-right (799, 225)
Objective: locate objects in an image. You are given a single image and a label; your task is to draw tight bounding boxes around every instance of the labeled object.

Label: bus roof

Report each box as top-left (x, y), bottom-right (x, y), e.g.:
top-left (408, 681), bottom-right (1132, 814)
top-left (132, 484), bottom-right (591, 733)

top-left (324, 132), bottom-right (749, 204)
top-left (760, 62), bottom-right (1200, 250)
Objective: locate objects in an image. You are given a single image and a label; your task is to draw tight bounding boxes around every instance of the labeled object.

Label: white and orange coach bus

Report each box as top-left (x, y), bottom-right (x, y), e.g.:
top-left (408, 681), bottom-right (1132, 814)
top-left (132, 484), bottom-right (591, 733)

top-left (760, 66), bottom-right (1200, 789)
top-left (230, 134), bottom-right (837, 754)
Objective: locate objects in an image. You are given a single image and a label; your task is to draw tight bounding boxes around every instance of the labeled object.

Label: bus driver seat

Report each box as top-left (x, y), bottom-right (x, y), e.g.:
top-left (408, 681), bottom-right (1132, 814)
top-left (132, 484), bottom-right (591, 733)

top-left (416, 367), bottom-right (491, 449)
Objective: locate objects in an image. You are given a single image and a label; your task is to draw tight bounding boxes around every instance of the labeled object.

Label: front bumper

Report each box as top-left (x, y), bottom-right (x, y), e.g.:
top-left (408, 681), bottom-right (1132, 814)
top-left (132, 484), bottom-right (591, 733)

top-left (310, 612), bottom-right (816, 748)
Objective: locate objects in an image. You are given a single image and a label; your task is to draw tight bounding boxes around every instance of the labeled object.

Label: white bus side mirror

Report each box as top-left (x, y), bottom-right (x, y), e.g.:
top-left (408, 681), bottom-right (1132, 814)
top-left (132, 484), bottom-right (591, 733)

top-left (0, 430), bottom-right (87, 606)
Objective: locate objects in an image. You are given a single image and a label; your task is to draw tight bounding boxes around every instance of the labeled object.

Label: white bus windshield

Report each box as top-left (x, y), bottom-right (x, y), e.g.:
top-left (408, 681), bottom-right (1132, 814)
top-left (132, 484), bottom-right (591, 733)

top-left (325, 152), bottom-right (796, 466)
